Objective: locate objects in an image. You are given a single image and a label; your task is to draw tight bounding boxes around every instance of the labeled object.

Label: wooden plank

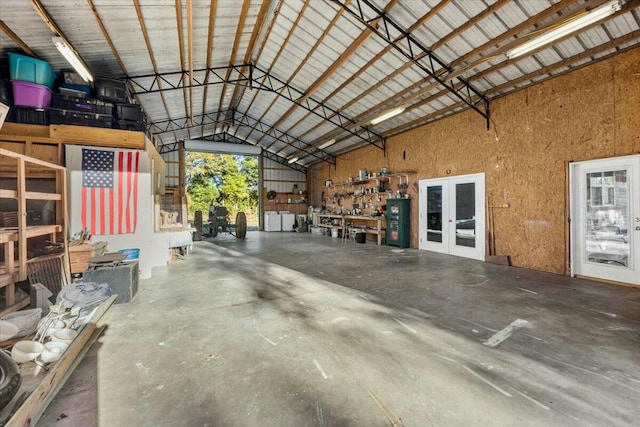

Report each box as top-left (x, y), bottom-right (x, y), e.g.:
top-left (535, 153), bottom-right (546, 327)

top-left (0, 123), bottom-right (50, 138)
top-left (5, 295), bottom-right (117, 427)
top-left (68, 242), bottom-right (107, 253)
top-left (0, 189), bottom-right (17, 198)
top-left (0, 148), bottom-right (66, 171)
top-left (3, 240), bottom-right (14, 304)
top-left (178, 141), bottom-right (185, 191)
top-left (24, 191), bottom-right (61, 201)
top-left (29, 142), bottom-right (61, 165)
top-left (485, 255), bottom-right (512, 266)
top-left (49, 125), bottom-right (145, 149)
top-left (17, 158), bottom-right (27, 282)
top-left (0, 226), bottom-right (62, 244)
top-left (0, 272), bottom-right (17, 287)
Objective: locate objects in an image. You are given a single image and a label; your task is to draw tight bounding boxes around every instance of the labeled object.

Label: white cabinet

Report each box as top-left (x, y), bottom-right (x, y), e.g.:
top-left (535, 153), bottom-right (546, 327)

top-left (264, 211), bottom-right (281, 232)
top-left (280, 212), bottom-right (295, 231)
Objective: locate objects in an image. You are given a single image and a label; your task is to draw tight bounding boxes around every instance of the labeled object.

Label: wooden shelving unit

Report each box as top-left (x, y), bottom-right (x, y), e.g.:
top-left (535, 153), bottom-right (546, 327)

top-left (0, 148), bottom-right (67, 317)
top-left (324, 172), bottom-right (415, 215)
top-left (265, 191), bottom-right (308, 214)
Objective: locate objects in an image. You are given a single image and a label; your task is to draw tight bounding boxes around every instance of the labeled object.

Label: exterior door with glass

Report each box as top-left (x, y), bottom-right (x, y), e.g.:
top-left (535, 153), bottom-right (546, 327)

top-left (419, 173), bottom-right (485, 261)
top-left (571, 156), bottom-right (640, 285)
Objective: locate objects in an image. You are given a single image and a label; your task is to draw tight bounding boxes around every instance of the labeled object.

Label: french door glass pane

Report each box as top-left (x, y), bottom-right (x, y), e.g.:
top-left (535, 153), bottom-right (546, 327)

top-left (455, 183), bottom-right (476, 248)
top-left (585, 169), bottom-right (629, 267)
top-left (427, 186), bottom-right (442, 243)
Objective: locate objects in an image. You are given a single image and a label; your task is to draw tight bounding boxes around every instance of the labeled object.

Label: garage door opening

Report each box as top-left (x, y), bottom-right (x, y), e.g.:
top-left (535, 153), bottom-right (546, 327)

top-left (184, 146), bottom-right (259, 232)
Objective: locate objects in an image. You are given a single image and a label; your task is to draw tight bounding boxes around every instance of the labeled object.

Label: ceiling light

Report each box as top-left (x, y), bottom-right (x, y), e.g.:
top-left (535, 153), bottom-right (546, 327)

top-left (318, 139), bottom-right (336, 149)
top-left (506, 0), bottom-right (621, 60)
top-left (288, 157), bottom-right (299, 164)
top-left (53, 36), bottom-right (93, 82)
top-left (371, 106), bottom-right (406, 125)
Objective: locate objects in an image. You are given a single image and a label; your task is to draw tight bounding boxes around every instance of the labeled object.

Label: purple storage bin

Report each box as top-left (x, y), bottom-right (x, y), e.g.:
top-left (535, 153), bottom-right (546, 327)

top-left (11, 81), bottom-right (52, 109)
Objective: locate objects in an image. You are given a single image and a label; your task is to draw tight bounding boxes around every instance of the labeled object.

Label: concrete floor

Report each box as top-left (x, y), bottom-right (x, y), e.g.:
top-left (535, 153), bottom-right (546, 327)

top-left (38, 231), bottom-right (640, 426)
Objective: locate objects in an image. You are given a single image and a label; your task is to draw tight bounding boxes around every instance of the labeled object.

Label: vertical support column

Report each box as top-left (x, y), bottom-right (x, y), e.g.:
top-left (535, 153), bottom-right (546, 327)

top-left (178, 141), bottom-right (185, 197)
top-left (17, 158), bottom-right (27, 282)
top-left (4, 241), bottom-right (15, 306)
top-left (61, 166), bottom-right (71, 285)
top-left (259, 151), bottom-right (264, 231)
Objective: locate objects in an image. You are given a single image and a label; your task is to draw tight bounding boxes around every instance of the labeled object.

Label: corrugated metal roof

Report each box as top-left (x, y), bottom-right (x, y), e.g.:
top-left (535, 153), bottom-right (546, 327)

top-left (1, 0), bottom-right (639, 167)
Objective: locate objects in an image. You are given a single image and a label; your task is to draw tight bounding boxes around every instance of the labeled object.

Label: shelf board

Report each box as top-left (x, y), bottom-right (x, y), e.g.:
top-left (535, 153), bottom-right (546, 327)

top-left (0, 224), bottom-right (62, 243)
top-left (2, 190), bottom-right (63, 201)
top-left (329, 171), bottom-right (416, 188)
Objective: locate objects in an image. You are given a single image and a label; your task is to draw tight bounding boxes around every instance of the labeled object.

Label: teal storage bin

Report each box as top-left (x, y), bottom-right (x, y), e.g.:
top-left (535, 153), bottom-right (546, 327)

top-left (8, 52), bottom-right (56, 89)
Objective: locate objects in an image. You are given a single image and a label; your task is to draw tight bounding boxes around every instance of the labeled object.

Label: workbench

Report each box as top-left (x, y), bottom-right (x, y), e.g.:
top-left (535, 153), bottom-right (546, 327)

top-left (315, 214), bottom-right (386, 245)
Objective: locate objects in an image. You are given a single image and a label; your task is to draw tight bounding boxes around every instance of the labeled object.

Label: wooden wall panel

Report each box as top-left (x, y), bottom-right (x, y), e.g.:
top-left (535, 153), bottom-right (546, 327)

top-left (309, 47), bottom-right (640, 276)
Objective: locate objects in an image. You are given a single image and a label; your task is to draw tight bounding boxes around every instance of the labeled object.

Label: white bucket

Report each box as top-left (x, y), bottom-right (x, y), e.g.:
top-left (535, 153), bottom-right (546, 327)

top-left (331, 228), bottom-right (339, 238)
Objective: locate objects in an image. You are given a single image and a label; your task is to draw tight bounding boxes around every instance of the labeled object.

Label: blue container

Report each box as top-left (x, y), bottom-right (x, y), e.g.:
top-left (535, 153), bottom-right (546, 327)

top-left (118, 248), bottom-right (140, 262)
top-left (8, 53), bottom-right (56, 89)
top-left (60, 83), bottom-right (92, 97)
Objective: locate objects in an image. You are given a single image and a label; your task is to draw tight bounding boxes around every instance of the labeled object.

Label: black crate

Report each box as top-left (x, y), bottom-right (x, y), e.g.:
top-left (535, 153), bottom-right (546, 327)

top-left (0, 79), bottom-right (12, 105)
top-left (52, 94), bottom-right (113, 115)
top-left (116, 119), bottom-right (145, 132)
top-left (115, 103), bottom-right (143, 122)
top-left (8, 106), bottom-right (49, 125)
top-left (95, 78), bottom-right (127, 103)
top-left (50, 108), bottom-right (113, 128)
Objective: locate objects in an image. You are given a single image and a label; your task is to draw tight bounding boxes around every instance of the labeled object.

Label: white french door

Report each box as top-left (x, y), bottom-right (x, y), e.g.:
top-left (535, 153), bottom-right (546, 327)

top-left (570, 155), bottom-right (640, 285)
top-left (419, 173), bottom-right (485, 261)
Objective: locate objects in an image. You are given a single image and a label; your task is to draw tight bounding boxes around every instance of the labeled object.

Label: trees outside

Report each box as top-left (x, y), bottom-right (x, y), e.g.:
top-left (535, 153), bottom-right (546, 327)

top-left (185, 151), bottom-right (258, 223)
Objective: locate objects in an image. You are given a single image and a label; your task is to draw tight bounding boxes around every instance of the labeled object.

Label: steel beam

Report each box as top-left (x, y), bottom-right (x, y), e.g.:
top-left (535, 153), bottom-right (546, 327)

top-left (249, 64), bottom-right (386, 151)
top-left (158, 141), bottom-right (183, 154)
top-left (149, 109), bottom-right (234, 135)
top-left (126, 64), bottom-right (252, 95)
top-left (127, 65), bottom-right (385, 151)
top-left (231, 109), bottom-right (336, 166)
top-left (197, 133), bottom-right (307, 173)
top-left (332, 0), bottom-right (490, 129)
top-left (150, 108), bottom-right (337, 166)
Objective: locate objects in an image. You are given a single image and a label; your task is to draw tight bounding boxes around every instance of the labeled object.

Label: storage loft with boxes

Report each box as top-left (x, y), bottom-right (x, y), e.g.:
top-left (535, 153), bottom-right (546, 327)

top-left (1, 53), bottom-right (145, 131)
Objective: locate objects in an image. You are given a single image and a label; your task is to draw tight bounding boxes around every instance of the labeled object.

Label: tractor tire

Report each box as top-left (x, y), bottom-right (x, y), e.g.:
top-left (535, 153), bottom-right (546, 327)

top-left (0, 352), bottom-right (21, 410)
top-left (235, 212), bottom-right (247, 239)
top-left (211, 217), bottom-right (218, 237)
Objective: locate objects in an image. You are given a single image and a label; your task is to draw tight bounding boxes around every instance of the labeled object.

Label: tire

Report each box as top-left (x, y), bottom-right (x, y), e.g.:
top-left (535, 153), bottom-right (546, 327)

top-left (211, 217), bottom-right (218, 237)
top-left (235, 212), bottom-right (247, 239)
top-left (0, 352), bottom-right (21, 411)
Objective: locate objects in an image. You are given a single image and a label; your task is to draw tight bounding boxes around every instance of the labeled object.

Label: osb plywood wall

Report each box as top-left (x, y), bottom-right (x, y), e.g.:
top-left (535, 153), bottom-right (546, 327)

top-left (309, 48), bottom-right (640, 275)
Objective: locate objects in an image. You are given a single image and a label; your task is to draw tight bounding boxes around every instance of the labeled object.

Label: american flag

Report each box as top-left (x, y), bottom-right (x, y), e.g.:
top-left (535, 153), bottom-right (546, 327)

top-left (81, 148), bottom-right (139, 235)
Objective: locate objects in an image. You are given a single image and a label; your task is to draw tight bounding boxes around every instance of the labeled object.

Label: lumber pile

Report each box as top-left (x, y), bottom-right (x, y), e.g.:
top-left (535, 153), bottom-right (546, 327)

top-left (68, 241), bottom-right (107, 274)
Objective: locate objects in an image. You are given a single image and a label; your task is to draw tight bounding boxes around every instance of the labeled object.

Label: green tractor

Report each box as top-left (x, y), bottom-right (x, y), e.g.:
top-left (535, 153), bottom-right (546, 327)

top-left (207, 205), bottom-right (247, 239)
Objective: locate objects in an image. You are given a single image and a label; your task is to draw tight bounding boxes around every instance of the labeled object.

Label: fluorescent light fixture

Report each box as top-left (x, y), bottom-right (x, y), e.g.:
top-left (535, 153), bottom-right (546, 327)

top-left (371, 106), bottom-right (406, 125)
top-left (506, 0), bottom-right (621, 60)
top-left (288, 157), bottom-right (299, 164)
top-left (318, 139), bottom-right (336, 149)
top-left (53, 36), bottom-right (93, 82)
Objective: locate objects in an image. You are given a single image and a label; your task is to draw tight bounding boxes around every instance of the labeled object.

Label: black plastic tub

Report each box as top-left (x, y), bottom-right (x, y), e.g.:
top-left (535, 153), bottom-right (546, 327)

top-left (0, 79), bottom-right (13, 105)
top-left (50, 108), bottom-right (113, 128)
top-left (52, 94), bottom-right (113, 115)
top-left (95, 78), bottom-right (127, 103)
top-left (116, 119), bottom-right (145, 131)
top-left (115, 103), bottom-right (143, 122)
top-left (8, 106), bottom-right (49, 125)
top-left (355, 232), bottom-right (366, 244)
